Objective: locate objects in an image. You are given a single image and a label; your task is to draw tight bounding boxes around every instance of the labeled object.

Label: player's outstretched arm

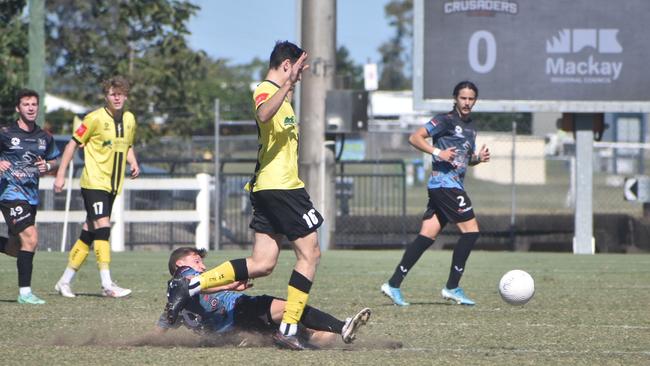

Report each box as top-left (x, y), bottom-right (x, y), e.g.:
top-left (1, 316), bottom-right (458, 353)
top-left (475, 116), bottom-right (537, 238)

top-left (53, 140), bottom-right (78, 192)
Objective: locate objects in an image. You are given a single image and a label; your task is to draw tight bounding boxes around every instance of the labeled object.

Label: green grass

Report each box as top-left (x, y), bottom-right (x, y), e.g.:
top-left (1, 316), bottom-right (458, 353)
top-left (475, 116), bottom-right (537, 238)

top-left (1, 250), bottom-right (649, 365)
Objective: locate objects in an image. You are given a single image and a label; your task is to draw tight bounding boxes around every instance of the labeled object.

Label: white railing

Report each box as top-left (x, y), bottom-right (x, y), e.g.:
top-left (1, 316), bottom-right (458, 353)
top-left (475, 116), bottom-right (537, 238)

top-left (36, 173), bottom-right (211, 252)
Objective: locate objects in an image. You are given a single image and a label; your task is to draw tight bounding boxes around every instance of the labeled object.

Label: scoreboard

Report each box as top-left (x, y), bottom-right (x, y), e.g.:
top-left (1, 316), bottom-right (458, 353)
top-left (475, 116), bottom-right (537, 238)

top-left (413, 0), bottom-right (650, 112)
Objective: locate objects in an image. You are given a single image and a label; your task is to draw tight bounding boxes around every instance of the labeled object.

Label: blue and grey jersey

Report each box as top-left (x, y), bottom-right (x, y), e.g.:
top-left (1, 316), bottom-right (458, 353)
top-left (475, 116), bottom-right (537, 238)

top-left (0, 122), bottom-right (60, 204)
top-left (424, 110), bottom-right (477, 190)
top-left (157, 267), bottom-right (244, 333)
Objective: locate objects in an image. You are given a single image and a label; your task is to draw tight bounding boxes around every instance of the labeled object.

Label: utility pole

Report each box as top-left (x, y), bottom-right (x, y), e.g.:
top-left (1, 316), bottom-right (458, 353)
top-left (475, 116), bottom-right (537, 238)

top-left (300, 0), bottom-right (336, 250)
top-left (28, 0), bottom-right (46, 127)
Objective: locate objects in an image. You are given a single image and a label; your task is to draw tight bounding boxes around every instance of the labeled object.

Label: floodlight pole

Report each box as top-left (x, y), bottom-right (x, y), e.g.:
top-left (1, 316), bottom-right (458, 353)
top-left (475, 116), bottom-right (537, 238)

top-left (300, 0), bottom-right (337, 250)
top-left (28, 0), bottom-right (46, 127)
top-left (573, 114), bottom-right (595, 254)
top-left (213, 99), bottom-right (221, 250)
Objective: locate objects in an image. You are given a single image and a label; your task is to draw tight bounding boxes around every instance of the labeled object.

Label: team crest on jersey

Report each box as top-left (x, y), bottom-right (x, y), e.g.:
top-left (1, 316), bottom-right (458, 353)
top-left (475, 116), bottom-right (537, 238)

top-left (454, 125), bottom-right (464, 137)
top-left (10, 137), bottom-right (22, 149)
top-left (104, 122), bottom-right (110, 130)
top-left (38, 138), bottom-right (46, 150)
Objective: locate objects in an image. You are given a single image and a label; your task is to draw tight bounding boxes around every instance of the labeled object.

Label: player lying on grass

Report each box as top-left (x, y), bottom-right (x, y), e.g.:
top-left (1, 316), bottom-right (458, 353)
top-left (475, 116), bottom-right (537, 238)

top-left (156, 247), bottom-right (371, 349)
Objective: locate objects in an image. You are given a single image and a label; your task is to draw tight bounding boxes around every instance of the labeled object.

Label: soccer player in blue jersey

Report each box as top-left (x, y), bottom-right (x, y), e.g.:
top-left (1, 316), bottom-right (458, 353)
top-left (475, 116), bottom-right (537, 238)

top-left (381, 81), bottom-right (490, 306)
top-left (156, 247), bottom-right (371, 348)
top-left (0, 89), bottom-right (61, 304)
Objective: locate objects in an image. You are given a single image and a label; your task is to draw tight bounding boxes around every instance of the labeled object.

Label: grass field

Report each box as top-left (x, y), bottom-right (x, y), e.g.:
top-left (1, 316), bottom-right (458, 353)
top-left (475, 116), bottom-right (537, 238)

top-left (1, 250), bottom-right (649, 365)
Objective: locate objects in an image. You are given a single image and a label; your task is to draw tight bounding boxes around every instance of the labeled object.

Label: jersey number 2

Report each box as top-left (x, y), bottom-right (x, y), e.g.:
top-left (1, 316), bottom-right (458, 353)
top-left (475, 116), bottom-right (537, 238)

top-left (456, 195), bottom-right (466, 208)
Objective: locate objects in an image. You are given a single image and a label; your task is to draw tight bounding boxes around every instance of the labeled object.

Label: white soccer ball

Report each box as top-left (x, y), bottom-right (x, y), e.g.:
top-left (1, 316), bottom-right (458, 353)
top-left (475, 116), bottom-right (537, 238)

top-left (498, 269), bottom-right (535, 305)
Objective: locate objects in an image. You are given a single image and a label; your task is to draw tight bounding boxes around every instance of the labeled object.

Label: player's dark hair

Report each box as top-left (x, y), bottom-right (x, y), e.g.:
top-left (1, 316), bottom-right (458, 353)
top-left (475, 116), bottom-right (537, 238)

top-left (269, 41), bottom-right (304, 69)
top-left (168, 247), bottom-right (207, 275)
top-left (15, 88), bottom-right (40, 107)
top-left (452, 80), bottom-right (478, 98)
top-left (102, 75), bottom-right (130, 95)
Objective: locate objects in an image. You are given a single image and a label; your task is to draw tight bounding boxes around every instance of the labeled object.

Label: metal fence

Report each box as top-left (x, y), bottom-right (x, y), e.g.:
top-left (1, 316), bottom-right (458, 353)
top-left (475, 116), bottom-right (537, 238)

top-left (216, 159), bottom-right (408, 248)
top-left (6, 120), bottom-right (649, 252)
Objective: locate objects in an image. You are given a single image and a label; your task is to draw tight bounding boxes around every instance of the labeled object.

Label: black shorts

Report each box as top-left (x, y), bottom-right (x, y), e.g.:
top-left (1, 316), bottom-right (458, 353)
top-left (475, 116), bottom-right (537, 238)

top-left (233, 294), bottom-right (276, 333)
top-left (249, 188), bottom-right (323, 241)
top-left (0, 200), bottom-right (37, 235)
top-left (81, 188), bottom-right (116, 221)
top-left (423, 188), bottom-right (475, 224)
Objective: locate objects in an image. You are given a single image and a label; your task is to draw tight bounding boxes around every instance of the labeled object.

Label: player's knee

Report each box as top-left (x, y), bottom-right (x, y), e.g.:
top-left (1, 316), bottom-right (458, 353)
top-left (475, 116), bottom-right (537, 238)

top-left (19, 228), bottom-right (38, 251)
top-left (94, 227), bottom-right (111, 241)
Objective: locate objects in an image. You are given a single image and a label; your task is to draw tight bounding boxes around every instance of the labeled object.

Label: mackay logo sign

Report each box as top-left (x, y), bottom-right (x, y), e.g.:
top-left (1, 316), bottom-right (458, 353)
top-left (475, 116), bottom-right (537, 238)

top-left (545, 29), bottom-right (623, 84)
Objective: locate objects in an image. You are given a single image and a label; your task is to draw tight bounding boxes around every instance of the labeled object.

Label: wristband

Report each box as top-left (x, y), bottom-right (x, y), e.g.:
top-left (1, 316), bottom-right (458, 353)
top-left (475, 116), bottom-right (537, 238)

top-left (432, 148), bottom-right (441, 157)
top-left (46, 162), bottom-right (51, 171)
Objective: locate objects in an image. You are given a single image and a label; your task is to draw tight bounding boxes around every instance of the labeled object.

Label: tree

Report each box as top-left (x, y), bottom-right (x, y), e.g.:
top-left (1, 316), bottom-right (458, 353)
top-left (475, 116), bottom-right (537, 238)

top-left (378, 0), bottom-right (412, 90)
top-left (0, 0), bottom-right (28, 123)
top-left (335, 46), bottom-right (363, 90)
top-left (45, 0), bottom-right (204, 138)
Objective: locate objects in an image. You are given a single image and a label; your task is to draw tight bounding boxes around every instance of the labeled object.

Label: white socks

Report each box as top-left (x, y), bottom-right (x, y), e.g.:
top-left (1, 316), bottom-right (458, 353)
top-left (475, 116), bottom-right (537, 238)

top-left (100, 269), bottom-right (113, 288)
top-left (60, 267), bottom-right (77, 284)
top-left (280, 322), bottom-right (298, 336)
top-left (188, 277), bottom-right (201, 296)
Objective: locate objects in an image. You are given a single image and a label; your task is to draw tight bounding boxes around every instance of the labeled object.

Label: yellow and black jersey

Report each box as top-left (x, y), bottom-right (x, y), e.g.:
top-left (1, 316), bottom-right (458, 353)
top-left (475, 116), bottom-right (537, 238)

top-left (72, 107), bottom-right (136, 194)
top-left (248, 80), bottom-right (304, 192)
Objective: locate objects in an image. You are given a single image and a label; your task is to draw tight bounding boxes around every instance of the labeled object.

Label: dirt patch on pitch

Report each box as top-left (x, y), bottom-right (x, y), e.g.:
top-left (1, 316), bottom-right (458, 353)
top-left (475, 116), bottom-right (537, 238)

top-left (49, 328), bottom-right (401, 350)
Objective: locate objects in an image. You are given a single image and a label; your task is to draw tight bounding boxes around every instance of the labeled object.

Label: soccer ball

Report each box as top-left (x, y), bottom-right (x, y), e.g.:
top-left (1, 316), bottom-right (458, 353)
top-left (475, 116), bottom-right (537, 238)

top-left (498, 270), bottom-right (535, 305)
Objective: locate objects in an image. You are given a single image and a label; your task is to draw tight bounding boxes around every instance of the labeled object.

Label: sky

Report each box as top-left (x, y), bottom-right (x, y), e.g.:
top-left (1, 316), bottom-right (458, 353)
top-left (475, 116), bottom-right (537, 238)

top-left (186, 0), bottom-right (393, 66)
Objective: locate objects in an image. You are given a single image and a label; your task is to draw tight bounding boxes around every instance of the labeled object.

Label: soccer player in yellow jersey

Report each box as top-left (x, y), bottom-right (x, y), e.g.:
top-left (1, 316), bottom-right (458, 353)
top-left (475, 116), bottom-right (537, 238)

top-left (166, 41), bottom-right (322, 350)
top-left (53, 76), bottom-right (140, 298)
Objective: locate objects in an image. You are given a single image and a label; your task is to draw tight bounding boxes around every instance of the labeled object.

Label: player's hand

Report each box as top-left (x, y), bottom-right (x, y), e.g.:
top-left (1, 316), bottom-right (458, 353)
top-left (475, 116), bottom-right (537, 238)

top-left (219, 280), bottom-right (253, 292)
top-left (437, 147), bottom-right (457, 163)
top-left (130, 163), bottom-right (140, 179)
top-left (53, 175), bottom-right (66, 193)
top-left (478, 144), bottom-right (490, 163)
top-left (0, 160), bottom-right (11, 175)
top-left (35, 157), bottom-right (48, 174)
top-left (289, 52), bottom-right (309, 85)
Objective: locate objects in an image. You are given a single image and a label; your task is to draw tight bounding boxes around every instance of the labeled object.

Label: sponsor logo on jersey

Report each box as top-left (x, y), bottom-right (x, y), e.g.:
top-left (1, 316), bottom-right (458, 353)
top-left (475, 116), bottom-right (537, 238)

top-left (255, 93), bottom-right (269, 107)
top-left (284, 116), bottom-right (296, 126)
top-left (75, 124), bottom-right (88, 137)
top-left (102, 140), bottom-right (112, 147)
